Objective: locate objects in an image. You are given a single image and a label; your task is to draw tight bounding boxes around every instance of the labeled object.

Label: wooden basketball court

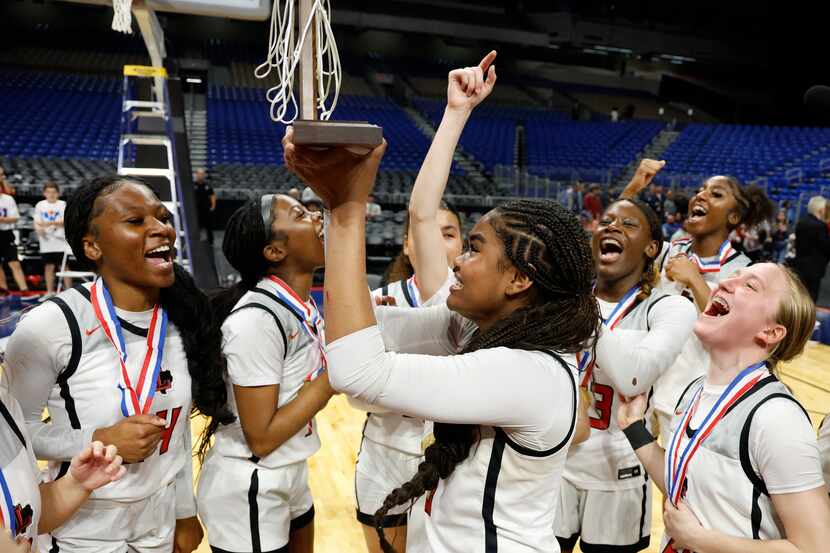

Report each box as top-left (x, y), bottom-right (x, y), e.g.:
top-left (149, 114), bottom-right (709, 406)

top-left (188, 341), bottom-right (830, 553)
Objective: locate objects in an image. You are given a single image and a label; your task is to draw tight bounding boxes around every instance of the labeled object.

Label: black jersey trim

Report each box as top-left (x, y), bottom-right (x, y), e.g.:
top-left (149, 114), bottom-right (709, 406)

top-left (72, 285), bottom-right (148, 337)
top-left (0, 398), bottom-right (26, 447)
top-left (399, 278), bottom-right (417, 308)
top-left (229, 303), bottom-right (288, 360)
top-left (290, 506), bottom-right (315, 532)
top-left (48, 297), bottom-right (82, 430)
top-left (248, 468), bottom-right (262, 553)
top-left (482, 430), bottom-right (506, 553)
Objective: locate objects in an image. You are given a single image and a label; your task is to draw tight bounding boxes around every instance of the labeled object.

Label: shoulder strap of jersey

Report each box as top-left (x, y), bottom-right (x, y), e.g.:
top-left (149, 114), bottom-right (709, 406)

top-left (399, 278), bottom-right (417, 308)
top-left (72, 285), bottom-right (148, 337)
top-left (644, 294), bottom-right (673, 331)
top-left (46, 296), bottom-right (83, 430)
top-left (252, 286), bottom-right (307, 327)
top-left (673, 375), bottom-right (706, 413)
top-left (739, 391), bottom-right (810, 499)
top-left (0, 398), bottom-right (26, 447)
top-left (228, 303), bottom-right (288, 360)
top-left (496, 350), bottom-right (576, 457)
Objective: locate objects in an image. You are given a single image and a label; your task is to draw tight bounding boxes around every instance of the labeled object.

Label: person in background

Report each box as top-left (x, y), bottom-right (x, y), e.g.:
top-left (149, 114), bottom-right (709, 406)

top-left (663, 188), bottom-right (677, 218)
top-left (34, 181), bottom-right (70, 297)
top-left (645, 183), bottom-right (665, 222)
top-left (0, 185), bottom-right (28, 295)
top-left (0, 167), bottom-right (16, 197)
top-left (793, 196), bottom-right (830, 302)
top-left (194, 168), bottom-right (217, 245)
top-left (773, 211), bottom-right (791, 263)
top-left (366, 194), bottom-right (382, 220)
top-left (584, 185), bottom-right (603, 221)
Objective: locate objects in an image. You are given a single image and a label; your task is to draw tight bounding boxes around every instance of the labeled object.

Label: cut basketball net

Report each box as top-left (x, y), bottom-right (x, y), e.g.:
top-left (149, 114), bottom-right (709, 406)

top-left (255, 0), bottom-right (341, 123)
top-left (111, 0), bottom-right (134, 34)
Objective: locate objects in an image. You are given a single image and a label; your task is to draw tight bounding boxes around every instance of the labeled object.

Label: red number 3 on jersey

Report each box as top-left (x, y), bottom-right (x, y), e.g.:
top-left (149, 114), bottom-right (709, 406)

top-left (586, 382), bottom-right (613, 430)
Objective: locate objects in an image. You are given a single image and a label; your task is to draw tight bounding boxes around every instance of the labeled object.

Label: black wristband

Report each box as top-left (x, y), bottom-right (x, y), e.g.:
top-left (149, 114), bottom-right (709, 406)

top-left (622, 420), bottom-right (655, 450)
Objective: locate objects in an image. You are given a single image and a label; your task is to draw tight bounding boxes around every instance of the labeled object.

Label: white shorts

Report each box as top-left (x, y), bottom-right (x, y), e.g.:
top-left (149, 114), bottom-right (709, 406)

top-left (355, 437), bottom-right (422, 527)
top-left (48, 481), bottom-right (176, 553)
top-left (555, 478), bottom-right (652, 552)
top-left (197, 454), bottom-right (314, 553)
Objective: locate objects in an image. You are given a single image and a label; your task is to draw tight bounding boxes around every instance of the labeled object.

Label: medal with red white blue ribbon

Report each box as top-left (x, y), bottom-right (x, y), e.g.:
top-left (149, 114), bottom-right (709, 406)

top-left (685, 239), bottom-right (735, 275)
top-left (0, 467), bottom-right (16, 537)
top-left (90, 277), bottom-right (168, 417)
top-left (577, 285), bottom-right (642, 387)
top-left (406, 275), bottom-right (420, 307)
top-left (266, 276), bottom-right (327, 381)
top-left (662, 361), bottom-right (767, 553)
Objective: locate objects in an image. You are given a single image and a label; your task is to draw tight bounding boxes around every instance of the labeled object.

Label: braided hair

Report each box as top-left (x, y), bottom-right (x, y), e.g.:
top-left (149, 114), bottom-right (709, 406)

top-left (64, 176), bottom-right (234, 462)
top-left (711, 176), bottom-right (775, 229)
top-left (603, 199), bottom-right (664, 301)
top-left (373, 199), bottom-right (600, 552)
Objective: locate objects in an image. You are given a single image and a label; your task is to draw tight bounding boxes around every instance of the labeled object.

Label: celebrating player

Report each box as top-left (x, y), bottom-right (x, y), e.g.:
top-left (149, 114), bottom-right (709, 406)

top-left (618, 263), bottom-right (830, 552)
top-left (556, 198), bottom-right (697, 553)
top-left (5, 176), bottom-right (232, 553)
top-left (196, 194), bottom-right (335, 553)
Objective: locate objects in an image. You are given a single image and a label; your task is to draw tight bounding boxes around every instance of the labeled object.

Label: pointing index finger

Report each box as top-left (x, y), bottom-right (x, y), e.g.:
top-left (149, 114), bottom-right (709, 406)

top-left (479, 50), bottom-right (497, 72)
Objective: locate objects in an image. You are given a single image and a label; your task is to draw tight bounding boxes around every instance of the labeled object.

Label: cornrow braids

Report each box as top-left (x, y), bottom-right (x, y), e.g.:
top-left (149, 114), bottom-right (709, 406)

top-left (374, 199), bottom-right (600, 552)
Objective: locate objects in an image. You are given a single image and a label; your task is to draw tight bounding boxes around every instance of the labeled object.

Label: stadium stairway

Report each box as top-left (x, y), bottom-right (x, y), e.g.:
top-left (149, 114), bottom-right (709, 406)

top-left (186, 109), bottom-right (208, 170)
top-left (615, 127), bottom-right (679, 188)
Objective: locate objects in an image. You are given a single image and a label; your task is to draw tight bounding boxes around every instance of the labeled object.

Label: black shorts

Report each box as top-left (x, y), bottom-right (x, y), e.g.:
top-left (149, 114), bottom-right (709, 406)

top-left (41, 252), bottom-right (64, 267)
top-left (0, 230), bottom-right (19, 263)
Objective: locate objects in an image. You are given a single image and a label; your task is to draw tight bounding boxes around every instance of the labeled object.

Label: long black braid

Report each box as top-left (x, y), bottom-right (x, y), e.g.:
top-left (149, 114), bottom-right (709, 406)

top-left (373, 199), bottom-right (600, 552)
top-left (64, 176), bottom-right (234, 462)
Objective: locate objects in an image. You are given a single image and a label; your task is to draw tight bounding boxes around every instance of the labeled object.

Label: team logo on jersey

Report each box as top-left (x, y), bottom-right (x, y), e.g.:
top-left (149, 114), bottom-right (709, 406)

top-left (13, 504), bottom-right (32, 536)
top-left (156, 370), bottom-right (173, 394)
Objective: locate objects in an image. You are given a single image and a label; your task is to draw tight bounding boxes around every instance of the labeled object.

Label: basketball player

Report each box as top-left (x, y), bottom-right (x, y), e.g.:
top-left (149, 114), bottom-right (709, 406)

top-left (196, 194), bottom-right (335, 553)
top-left (556, 199), bottom-right (697, 553)
top-left (5, 176), bottom-right (232, 553)
top-left (820, 415), bottom-right (830, 493)
top-left (618, 263), bottom-right (830, 551)
top-left (284, 123), bottom-right (599, 553)
top-left (0, 374), bottom-right (125, 550)
top-left (622, 160), bottom-right (776, 444)
top-left (355, 53), bottom-right (491, 553)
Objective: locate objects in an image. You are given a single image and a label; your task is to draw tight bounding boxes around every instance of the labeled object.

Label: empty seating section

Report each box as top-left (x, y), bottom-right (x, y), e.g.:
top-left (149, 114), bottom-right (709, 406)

top-left (525, 120), bottom-right (663, 181)
top-left (656, 124), bottom-right (830, 202)
top-left (0, 70), bottom-right (120, 160)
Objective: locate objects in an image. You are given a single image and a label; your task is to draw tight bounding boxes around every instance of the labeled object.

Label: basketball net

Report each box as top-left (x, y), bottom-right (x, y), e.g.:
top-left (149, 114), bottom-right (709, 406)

top-left (255, 0), bottom-right (342, 124)
top-left (112, 0), bottom-right (134, 34)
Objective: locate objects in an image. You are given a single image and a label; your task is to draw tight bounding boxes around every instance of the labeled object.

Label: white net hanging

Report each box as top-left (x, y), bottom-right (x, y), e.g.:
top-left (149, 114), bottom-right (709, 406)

top-left (112, 0), bottom-right (134, 34)
top-left (255, 0), bottom-right (342, 124)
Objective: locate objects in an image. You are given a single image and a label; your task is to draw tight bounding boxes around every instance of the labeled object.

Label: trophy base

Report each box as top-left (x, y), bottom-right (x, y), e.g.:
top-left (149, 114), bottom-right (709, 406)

top-left (292, 120), bottom-right (383, 149)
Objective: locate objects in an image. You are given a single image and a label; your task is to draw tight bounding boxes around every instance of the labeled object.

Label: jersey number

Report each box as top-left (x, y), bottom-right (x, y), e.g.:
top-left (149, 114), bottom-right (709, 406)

top-left (156, 406), bottom-right (182, 455)
top-left (586, 382), bottom-right (613, 430)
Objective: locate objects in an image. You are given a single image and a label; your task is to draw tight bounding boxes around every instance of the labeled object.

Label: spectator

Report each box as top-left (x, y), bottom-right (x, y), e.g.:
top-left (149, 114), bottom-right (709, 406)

top-left (793, 196), bottom-right (830, 302)
top-left (772, 210), bottom-right (790, 263)
top-left (0, 185), bottom-right (29, 294)
top-left (662, 212), bottom-right (681, 239)
top-left (583, 184), bottom-right (602, 220)
top-left (663, 188), bottom-right (677, 217)
top-left (610, 106), bottom-right (619, 122)
top-left (34, 181), bottom-right (70, 297)
top-left (645, 183), bottom-right (665, 221)
top-left (302, 186), bottom-right (324, 213)
top-left (366, 194), bottom-right (382, 220)
top-left (561, 181), bottom-right (584, 214)
top-left (288, 187), bottom-right (301, 201)
top-left (0, 166), bottom-right (15, 196)
top-left (194, 168), bottom-right (216, 245)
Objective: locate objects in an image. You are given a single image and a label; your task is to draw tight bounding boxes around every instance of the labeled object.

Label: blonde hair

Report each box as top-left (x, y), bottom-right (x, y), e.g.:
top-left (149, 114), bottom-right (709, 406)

top-left (768, 265), bottom-right (816, 371)
top-left (807, 196), bottom-right (827, 219)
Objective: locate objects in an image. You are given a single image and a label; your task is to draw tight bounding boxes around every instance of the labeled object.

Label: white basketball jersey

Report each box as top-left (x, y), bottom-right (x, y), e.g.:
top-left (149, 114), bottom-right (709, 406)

top-left (819, 415), bottom-right (830, 493)
top-left (652, 238), bottom-right (750, 414)
top-left (364, 276), bottom-right (429, 456)
top-left (424, 353), bottom-right (578, 553)
top-left (664, 374), bottom-right (809, 544)
top-left (0, 384), bottom-right (41, 546)
top-left (211, 278), bottom-right (322, 468)
top-left (27, 284), bottom-right (192, 502)
top-left (564, 294), bottom-right (669, 490)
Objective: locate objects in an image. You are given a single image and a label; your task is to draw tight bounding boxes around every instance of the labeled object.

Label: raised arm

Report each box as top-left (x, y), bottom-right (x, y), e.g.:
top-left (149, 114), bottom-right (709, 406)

top-left (409, 51), bottom-right (497, 299)
top-left (620, 158), bottom-right (666, 199)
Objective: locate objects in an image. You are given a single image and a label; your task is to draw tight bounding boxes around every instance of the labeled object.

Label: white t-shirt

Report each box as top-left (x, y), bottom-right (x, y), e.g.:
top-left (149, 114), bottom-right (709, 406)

top-left (0, 194), bottom-right (19, 231)
top-left (328, 303), bottom-right (579, 553)
top-left (210, 278), bottom-right (323, 468)
top-left (0, 380), bottom-right (42, 546)
top-left (564, 293), bottom-right (696, 490)
top-left (819, 415), bottom-right (830, 493)
top-left (664, 379), bottom-right (824, 544)
top-left (4, 287), bottom-right (196, 518)
top-left (34, 199), bottom-right (67, 253)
